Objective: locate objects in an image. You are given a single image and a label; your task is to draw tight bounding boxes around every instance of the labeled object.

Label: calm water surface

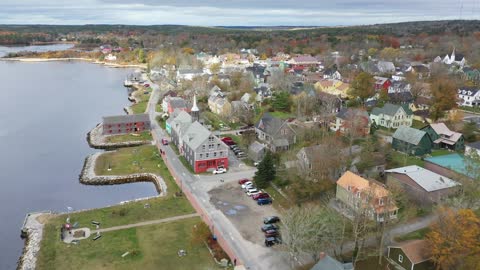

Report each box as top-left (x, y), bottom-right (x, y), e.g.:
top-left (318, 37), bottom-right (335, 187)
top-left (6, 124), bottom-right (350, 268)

top-left (0, 47), bottom-right (157, 269)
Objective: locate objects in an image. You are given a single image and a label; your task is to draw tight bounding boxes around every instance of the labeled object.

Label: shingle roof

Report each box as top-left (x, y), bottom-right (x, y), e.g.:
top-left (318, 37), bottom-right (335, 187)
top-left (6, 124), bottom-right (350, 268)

top-left (429, 123), bottom-right (463, 144)
top-left (169, 97), bottom-right (187, 109)
top-left (182, 122), bottom-right (212, 150)
top-left (389, 240), bottom-right (432, 265)
top-left (249, 141), bottom-right (266, 153)
top-left (310, 255), bottom-right (353, 270)
top-left (255, 113), bottom-right (289, 137)
top-left (392, 126), bottom-right (427, 145)
top-left (371, 103), bottom-right (405, 117)
top-left (385, 165), bottom-right (459, 192)
top-left (103, 114), bottom-right (150, 125)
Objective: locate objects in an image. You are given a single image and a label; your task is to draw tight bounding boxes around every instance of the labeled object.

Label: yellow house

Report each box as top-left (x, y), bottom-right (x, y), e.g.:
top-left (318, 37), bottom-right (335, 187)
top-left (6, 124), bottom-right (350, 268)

top-left (315, 79), bottom-right (351, 98)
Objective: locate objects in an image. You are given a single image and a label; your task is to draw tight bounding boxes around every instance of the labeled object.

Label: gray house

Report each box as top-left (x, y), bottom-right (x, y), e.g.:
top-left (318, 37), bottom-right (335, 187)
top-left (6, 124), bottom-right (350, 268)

top-left (311, 254), bottom-right (353, 270)
top-left (169, 111), bottom-right (193, 149)
top-left (255, 113), bottom-right (296, 152)
top-left (248, 141), bottom-right (267, 162)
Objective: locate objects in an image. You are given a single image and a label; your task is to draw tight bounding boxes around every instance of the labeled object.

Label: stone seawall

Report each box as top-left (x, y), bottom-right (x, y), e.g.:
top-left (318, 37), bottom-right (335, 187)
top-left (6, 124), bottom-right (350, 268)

top-left (17, 212), bottom-right (50, 270)
top-left (87, 124), bottom-right (151, 150)
top-left (79, 152), bottom-right (167, 196)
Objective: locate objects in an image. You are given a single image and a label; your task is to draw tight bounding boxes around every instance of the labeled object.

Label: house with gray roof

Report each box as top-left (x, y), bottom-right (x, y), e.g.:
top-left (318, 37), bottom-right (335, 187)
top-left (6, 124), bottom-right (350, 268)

top-left (169, 111), bottom-right (193, 148)
top-left (377, 61), bottom-right (396, 74)
top-left (310, 254), bottom-right (353, 270)
top-left (392, 126), bottom-right (433, 156)
top-left (370, 103), bottom-right (413, 129)
top-left (255, 113), bottom-right (296, 152)
top-left (386, 165), bottom-right (460, 205)
top-left (102, 114), bottom-right (151, 135)
top-left (248, 141), bottom-right (267, 162)
top-left (182, 122), bottom-right (229, 173)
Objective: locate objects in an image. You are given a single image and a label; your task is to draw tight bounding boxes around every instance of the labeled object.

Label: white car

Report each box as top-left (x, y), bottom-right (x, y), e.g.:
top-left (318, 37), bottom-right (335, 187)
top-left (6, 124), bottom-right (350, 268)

top-left (254, 162), bottom-right (260, 167)
top-left (213, 168), bottom-right (227, 175)
top-left (245, 186), bottom-right (257, 193)
top-left (241, 182), bottom-right (253, 189)
top-left (247, 189), bottom-right (261, 197)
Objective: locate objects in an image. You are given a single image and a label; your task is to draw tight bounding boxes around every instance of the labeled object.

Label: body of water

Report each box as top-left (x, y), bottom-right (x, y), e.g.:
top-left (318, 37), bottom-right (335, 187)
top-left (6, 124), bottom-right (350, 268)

top-left (0, 44), bottom-right (74, 58)
top-left (0, 49), bottom-right (156, 269)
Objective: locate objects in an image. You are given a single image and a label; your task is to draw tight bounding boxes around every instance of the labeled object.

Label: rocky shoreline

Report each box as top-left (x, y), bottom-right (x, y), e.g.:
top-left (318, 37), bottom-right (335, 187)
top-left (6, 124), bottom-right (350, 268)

top-left (0, 57), bottom-right (147, 69)
top-left (79, 152), bottom-right (167, 196)
top-left (87, 124), bottom-right (151, 150)
top-left (17, 212), bottom-right (51, 270)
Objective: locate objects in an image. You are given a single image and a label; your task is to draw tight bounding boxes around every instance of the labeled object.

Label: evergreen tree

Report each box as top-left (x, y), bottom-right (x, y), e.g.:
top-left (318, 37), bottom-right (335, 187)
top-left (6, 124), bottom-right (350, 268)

top-left (254, 152), bottom-right (276, 189)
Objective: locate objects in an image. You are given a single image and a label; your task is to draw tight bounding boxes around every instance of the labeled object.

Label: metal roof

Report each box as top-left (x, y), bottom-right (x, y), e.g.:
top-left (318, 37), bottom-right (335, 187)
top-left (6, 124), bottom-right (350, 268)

top-left (392, 126), bottom-right (427, 145)
top-left (385, 165), bottom-right (459, 192)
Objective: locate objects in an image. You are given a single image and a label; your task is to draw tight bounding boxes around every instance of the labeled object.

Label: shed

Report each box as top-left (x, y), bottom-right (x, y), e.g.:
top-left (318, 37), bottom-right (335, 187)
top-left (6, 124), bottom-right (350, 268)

top-left (392, 126), bottom-right (432, 156)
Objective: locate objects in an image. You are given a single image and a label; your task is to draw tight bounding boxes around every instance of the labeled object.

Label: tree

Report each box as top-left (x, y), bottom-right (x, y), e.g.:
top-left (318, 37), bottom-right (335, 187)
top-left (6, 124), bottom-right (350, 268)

top-left (379, 47), bottom-right (400, 61)
top-left (137, 48), bottom-right (146, 63)
top-left (271, 91), bottom-right (292, 112)
top-left (367, 48), bottom-right (378, 57)
top-left (253, 152), bottom-right (276, 188)
top-left (462, 121), bottom-right (477, 142)
top-left (426, 207), bottom-right (480, 270)
top-left (349, 72), bottom-right (375, 104)
top-left (209, 62), bottom-right (221, 74)
top-left (430, 78), bottom-right (458, 121)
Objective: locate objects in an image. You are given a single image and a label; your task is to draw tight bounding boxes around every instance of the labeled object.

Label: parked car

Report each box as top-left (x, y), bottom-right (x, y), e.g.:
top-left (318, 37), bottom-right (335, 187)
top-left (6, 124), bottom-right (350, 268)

top-left (254, 161), bottom-right (260, 167)
top-left (252, 193), bottom-right (270, 200)
top-left (261, 224), bottom-right (278, 232)
top-left (264, 229), bottom-right (279, 237)
top-left (212, 167), bottom-right (227, 175)
top-left (265, 236), bottom-right (282, 247)
top-left (144, 83), bottom-right (150, 87)
top-left (238, 178), bottom-right (250, 185)
top-left (236, 152), bottom-right (246, 157)
top-left (264, 216), bottom-right (280, 224)
top-left (257, 198), bottom-right (273, 205)
top-left (229, 145), bottom-right (237, 150)
top-left (241, 181), bottom-right (253, 189)
top-left (161, 138), bottom-right (169, 145)
top-left (245, 186), bottom-right (258, 193)
top-left (247, 189), bottom-right (261, 197)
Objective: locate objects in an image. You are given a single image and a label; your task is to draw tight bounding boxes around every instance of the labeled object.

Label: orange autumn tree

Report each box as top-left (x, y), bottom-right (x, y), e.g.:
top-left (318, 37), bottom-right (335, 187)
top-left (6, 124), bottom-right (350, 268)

top-left (426, 207), bottom-right (480, 270)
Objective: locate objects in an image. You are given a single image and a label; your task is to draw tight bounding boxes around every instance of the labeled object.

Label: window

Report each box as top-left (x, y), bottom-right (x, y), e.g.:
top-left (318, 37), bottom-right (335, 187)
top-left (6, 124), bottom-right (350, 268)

top-left (398, 255), bottom-right (403, 263)
top-left (356, 191), bottom-right (361, 198)
top-left (206, 153), bottom-right (209, 158)
top-left (214, 152), bottom-right (217, 157)
top-left (379, 198), bottom-right (384, 206)
top-left (202, 145), bottom-right (206, 151)
top-left (200, 154), bottom-right (203, 158)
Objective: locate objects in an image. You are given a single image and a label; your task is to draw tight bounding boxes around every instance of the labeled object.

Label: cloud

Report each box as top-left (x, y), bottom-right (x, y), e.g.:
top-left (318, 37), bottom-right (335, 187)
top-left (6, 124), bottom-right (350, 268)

top-left (0, 0), bottom-right (478, 25)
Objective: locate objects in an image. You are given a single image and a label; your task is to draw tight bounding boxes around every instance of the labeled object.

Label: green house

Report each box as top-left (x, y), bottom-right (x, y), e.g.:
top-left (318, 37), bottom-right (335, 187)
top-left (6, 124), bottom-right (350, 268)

top-left (387, 240), bottom-right (434, 270)
top-left (392, 126), bottom-right (433, 156)
top-left (421, 123), bottom-right (465, 151)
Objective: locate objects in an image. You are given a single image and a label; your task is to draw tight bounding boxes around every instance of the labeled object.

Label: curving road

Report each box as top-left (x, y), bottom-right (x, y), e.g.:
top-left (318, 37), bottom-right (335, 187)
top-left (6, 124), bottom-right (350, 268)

top-left (145, 78), bottom-right (291, 270)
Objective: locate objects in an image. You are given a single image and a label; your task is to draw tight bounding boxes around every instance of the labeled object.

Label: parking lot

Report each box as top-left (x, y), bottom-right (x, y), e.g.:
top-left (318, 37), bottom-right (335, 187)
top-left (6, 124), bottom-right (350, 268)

top-left (208, 182), bottom-right (282, 245)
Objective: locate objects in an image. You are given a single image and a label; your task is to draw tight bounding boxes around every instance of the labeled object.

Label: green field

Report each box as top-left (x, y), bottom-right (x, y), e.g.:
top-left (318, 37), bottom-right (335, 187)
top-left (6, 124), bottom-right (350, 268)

top-left (130, 87), bottom-right (152, 114)
top-left (105, 131), bottom-right (153, 143)
top-left (37, 217), bottom-right (222, 270)
top-left (394, 227), bottom-right (431, 242)
top-left (388, 151), bottom-right (425, 168)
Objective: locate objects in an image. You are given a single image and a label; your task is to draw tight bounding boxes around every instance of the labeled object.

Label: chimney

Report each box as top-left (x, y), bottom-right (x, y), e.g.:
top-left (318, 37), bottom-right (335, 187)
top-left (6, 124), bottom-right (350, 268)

top-left (319, 252), bottom-right (326, 260)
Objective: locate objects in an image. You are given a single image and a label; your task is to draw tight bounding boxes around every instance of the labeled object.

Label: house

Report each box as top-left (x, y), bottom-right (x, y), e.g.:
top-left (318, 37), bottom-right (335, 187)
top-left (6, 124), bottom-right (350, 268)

top-left (385, 165), bottom-right (460, 205)
top-left (336, 171), bottom-right (398, 222)
top-left (208, 86), bottom-right (232, 116)
top-left (105, 54), bottom-right (117, 61)
top-left (388, 81), bottom-right (411, 94)
top-left (421, 123), bottom-right (465, 151)
top-left (168, 110), bottom-right (193, 144)
top-left (289, 55), bottom-right (319, 70)
top-left (387, 240), bottom-right (434, 270)
top-left (182, 122), bottom-right (229, 173)
top-left (315, 79), bottom-right (351, 98)
top-left (388, 92), bottom-right (414, 105)
top-left (377, 61), bottom-right (396, 74)
top-left (323, 68), bottom-right (342, 80)
top-left (176, 68), bottom-right (204, 80)
top-left (255, 113), bottom-right (296, 152)
top-left (374, 76), bottom-right (391, 92)
top-left (392, 126), bottom-right (433, 156)
top-left (310, 253), bottom-right (353, 270)
top-left (465, 141), bottom-right (480, 157)
top-left (162, 96), bottom-right (189, 115)
top-left (102, 114), bottom-right (151, 135)
top-left (434, 48), bottom-right (466, 67)
top-left (406, 65), bottom-right (430, 78)
top-left (457, 87), bottom-right (480, 107)
top-left (297, 144), bottom-right (352, 181)
top-left (330, 108), bottom-right (370, 136)
top-left (370, 103), bottom-right (413, 129)
top-left (248, 141), bottom-right (267, 162)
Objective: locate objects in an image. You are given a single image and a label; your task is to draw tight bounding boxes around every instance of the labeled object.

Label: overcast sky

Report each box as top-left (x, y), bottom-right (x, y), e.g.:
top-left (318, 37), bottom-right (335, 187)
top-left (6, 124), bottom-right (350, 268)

top-left (1, 0), bottom-right (479, 26)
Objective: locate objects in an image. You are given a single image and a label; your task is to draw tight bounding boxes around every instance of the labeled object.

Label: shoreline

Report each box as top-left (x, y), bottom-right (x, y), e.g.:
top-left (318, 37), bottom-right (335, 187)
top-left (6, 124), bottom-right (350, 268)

top-left (0, 57), bottom-right (147, 69)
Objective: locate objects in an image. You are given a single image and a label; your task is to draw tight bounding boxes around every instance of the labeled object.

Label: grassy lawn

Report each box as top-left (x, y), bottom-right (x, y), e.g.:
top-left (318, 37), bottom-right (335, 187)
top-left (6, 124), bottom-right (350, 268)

top-left (131, 102), bottom-right (148, 114)
top-left (105, 131), bottom-right (152, 143)
top-left (155, 104), bottom-right (162, 112)
top-left (264, 185), bottom-right (291, 211)
top-left (37, 217), bottom-right (222, 270)
top-left (130, 87), bottom-right (152, 114)
top-left (394, 227), bottom-right (431, 242)
top-left (269, 111), bottom-right (294, 119)
top-left (388, 151), bottom-right (424, 168)
top-left (431, 149), bottom-right (453, 157)
top-left (412, 119), bottom-right (427, 129)
top-left (156, 116), bottom-right (166, 130)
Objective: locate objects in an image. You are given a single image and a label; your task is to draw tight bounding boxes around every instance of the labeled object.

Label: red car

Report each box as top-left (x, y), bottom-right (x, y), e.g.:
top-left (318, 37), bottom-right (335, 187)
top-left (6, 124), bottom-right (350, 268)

top-left (252, 193), bottom-right (270, 200)
top-left (161, 138), bottom-right (169, 145)
top-left (238, 179), bottom-right (250, 185)
top-left (144, 83), bottom-right (150, 87)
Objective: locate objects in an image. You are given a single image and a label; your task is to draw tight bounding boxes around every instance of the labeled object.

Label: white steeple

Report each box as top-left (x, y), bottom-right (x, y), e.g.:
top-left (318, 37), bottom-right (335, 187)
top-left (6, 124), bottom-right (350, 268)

top-left (191, 93), bottom-right (199, 112)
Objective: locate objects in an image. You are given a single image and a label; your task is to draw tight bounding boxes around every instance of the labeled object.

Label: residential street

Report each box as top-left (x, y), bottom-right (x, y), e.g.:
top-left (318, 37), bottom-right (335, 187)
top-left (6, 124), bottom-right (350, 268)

top-left (145, 78), bottom-right (292, 270)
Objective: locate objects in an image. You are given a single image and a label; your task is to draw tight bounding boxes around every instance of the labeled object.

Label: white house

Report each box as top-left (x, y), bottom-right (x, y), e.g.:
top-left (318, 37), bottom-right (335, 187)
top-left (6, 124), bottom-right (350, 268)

top-left (370, 103), bottom-right (413, 129)
top-left (323, 69), bottom-right (342, 80)
top-left (105, 54), bottom-right (117, 61)
top-left (457, 88), bottom-right (480, 107)
top-left (176, 68), bottom-right (204, 81)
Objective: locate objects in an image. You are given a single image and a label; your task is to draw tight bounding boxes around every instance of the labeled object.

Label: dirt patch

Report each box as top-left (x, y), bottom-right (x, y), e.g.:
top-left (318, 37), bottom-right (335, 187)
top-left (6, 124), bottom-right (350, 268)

top-left (36, 213), bottom-right (55, 224)
top-left (209, 182), bottom-right (281, 245)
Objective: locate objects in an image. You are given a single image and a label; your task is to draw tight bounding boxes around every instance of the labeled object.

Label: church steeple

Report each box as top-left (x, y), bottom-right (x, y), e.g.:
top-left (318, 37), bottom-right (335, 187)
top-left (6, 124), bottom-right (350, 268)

top-left (191, 93), bottom-right (200, 123)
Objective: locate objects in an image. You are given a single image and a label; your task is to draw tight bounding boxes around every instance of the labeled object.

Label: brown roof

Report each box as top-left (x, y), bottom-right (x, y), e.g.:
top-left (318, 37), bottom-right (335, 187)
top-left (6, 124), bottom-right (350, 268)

top-left (391, 240), bottom-right (432, 264)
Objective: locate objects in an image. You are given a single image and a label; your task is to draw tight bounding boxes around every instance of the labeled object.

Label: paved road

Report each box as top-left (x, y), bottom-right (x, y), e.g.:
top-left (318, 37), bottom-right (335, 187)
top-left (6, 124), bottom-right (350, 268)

top-left (92, 213), bottom-right (200, 233)
top-left (145, 79), bottom-right (291, 270)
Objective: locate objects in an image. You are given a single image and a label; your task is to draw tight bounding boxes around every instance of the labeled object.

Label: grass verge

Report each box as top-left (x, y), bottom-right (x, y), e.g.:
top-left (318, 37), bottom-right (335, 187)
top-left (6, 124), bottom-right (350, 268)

top-left (105, 131), bottom-right (152, 143)
top-left (394, 227), bottom-right (431, 242)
